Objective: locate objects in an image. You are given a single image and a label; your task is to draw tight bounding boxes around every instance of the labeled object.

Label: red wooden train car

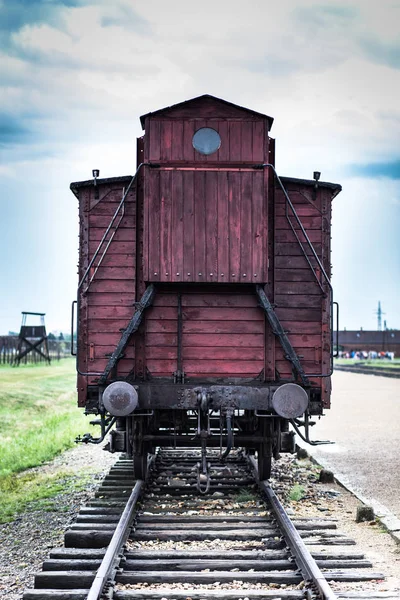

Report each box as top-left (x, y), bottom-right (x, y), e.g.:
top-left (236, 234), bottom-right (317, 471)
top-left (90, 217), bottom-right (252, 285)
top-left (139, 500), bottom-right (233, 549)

top-left (70, 95), bottom-right (341, 483)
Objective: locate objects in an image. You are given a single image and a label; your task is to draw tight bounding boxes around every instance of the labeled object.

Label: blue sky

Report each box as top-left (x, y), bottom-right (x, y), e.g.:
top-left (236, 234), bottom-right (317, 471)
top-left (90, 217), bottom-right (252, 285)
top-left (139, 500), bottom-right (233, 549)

top-left (0, 0), bottom-right (399, 334)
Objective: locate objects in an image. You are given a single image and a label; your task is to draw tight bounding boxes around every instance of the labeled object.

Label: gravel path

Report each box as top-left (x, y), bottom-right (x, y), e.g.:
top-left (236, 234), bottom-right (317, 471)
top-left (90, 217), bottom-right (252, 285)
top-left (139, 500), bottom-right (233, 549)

top-left (1, 442), bottom-right (399, 599)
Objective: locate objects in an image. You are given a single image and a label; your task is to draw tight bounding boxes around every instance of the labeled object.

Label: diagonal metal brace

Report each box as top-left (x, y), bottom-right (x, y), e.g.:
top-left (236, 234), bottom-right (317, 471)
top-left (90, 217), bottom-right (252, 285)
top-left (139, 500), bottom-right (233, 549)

top-left (256, 285), bottom-right (309, 387)
top-left (99, 284), bottom-right (156, 385)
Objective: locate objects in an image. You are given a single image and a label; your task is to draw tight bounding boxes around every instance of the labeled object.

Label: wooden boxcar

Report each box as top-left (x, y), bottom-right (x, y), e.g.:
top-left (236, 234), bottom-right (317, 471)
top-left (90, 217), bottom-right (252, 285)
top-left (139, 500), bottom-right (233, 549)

top-left (70, 95), bottom-right (341, 483)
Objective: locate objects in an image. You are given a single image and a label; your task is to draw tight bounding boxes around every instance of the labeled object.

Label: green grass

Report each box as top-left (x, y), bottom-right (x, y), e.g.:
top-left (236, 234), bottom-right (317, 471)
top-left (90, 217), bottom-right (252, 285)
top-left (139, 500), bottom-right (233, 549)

top-left (288, 484), bottom-right (305, 502)
top-left (334, 358), bottom-right (400, 369)
top-left (0, 359), bottom-right (88, 521)
top-left (234, 488), bottom-right (258, 503)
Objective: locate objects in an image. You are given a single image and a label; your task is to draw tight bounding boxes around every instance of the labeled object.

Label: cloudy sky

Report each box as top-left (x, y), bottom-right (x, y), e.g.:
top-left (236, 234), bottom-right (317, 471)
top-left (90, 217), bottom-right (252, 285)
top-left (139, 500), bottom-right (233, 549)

top-left (1, 0), bottom-right (399, 334)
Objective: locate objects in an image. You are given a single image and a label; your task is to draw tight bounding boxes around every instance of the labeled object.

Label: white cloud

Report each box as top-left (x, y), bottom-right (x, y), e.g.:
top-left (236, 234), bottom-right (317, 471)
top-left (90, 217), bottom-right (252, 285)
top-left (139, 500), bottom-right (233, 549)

top-left (1, 0), bottom-right (400, 329)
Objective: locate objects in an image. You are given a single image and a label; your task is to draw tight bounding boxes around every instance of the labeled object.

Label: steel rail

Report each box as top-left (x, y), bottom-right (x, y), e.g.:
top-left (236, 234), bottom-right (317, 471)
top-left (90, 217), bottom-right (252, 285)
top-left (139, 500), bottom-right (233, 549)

top-left (249, 455), bottom-right (338, 600)
top-left (86, 479), bottom-right (144, 600)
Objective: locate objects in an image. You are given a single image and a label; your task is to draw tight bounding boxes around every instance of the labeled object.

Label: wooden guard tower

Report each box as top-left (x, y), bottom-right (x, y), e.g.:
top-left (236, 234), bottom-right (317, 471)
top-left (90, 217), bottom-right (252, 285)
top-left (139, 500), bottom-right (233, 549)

top-left (15, 312), bottom-right (51, 365)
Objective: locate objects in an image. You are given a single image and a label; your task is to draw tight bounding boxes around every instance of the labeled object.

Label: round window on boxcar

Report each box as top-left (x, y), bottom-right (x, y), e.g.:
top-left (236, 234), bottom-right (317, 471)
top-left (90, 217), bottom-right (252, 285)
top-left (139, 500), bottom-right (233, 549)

top-left (192, 127), bottom-right (221, 155)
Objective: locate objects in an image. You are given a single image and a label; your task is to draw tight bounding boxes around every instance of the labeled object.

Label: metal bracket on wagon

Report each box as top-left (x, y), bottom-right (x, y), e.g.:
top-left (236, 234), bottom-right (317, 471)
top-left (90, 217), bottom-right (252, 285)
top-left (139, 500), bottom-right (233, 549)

top-left (255, 285), bottom-right (310, 387)
top-left (98, 284), bottom-right (156, 385)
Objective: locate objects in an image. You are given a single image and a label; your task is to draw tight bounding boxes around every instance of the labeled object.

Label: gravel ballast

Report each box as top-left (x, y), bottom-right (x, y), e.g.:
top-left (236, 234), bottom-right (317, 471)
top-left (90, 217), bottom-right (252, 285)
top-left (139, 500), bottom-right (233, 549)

top-left (1, 444), bottom-right (399, 599)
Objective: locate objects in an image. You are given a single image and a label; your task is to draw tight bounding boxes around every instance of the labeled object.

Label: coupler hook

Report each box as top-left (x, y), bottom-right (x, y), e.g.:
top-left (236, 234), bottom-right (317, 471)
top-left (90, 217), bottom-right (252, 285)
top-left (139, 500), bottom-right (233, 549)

top-left (196, 438), bottom-right (211, 494)
top-left (196, 391), bottom-right (211, 494)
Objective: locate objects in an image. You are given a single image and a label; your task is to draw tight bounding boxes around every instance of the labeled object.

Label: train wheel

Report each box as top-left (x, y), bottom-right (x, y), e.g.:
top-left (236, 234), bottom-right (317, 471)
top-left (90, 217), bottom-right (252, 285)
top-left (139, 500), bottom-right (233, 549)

top-left (257, 452), bottom-right (272, 480)
top-left (133, 453), bottom-right (148, 479)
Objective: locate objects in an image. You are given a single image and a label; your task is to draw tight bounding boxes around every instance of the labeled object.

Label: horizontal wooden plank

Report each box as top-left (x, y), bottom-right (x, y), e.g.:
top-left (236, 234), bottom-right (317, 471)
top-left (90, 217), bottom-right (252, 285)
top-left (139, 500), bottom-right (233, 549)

top-left (146, 333), bottom-right (178, 347)
top-left (147, 360), bottom-right (264, 375)
top-left (184, 321), bottom-right (264, 334)
top-left (275, 243), bottom-right (322, 257)
top-left (88, 253), bottom-right (135, 269)
top-left (275, 360), bottom-right (322, 375)
top-left (88, 319), bottom-right (129, 333)
top-left (274, 294), bottom-right (322, 309)
top-left (185, 307), bottom-right (263, 321)
top-left (275, 347), bottom-right (319, 362)
top-left (275, 189), bottom-right (320, 205)
top-left (275, 269), bottom-right (318, 283)
top-left (87, 293), bottom-right (135, 306)
top-left (146, 307), bottom-right (178, 320)
top-left (182, 294), bottom-right (259, 308)
top-left (89, 227), bottom-right (136, 242)
top-left (146, 320), bottom-right (177, 333)
top-left (88, 202), bottom-right (136, 217)
top-left (152, 293), bottom-right (261, 309)
top-left (275, 307), bottom-right (321, 322)
top-left (147, 307), bottom-right (264, 321)
top-left (146, 346), bottom-right (264, 361)
top-left (275, 216), bottom-right (321, 230)
top-left (152, 294), bottom-right (178, 307)
top-left (275, 229), bottom-right (322, 244)
top-left (88, 306), bottom-right (134, 319)
top-left (145, 320), bottom-right (265, 334)
top-left (147, 359), bottom-right (175, 374)
top-left (88, 358), bottom-right (133, 373)
top-left (146, 333), bottom-right (264, 348)
top-left (274, 256), bottom-right (318, 269)
top-left (89, 345), bottom-right (135, 359)
top-left (275, 282), bottom-right (322, 295)
top-left (283, 334), bottom-right (321, 348)
top-left (280, 321), bottom-right (321, 335)
top-left (146, 347), bottom-right (177, 360)
top-left (88, 215), bottom-right (135, 228)
top-left (86, 280), bottom-right (135, 293)
top-left (89, 333), bottom-right (134, 346)
top-left (275, 203), bottom-right (322, 217)
top-left (88, 241), bottom-right (136, 255)
top-left (192, 347), bottom-right (263, 361)
top-left (87, 267), bottom-right (135, 280)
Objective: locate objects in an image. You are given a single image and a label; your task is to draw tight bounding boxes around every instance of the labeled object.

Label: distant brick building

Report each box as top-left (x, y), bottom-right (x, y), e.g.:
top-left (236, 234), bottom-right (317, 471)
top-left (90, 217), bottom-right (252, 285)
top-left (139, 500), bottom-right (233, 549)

top-left (337, 330), bottom-right (399, 354)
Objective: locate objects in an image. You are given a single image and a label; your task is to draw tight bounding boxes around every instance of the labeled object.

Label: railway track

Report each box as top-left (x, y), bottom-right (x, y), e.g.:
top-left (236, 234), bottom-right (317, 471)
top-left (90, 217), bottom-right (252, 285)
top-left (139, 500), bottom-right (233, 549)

top-left (24, 448), bottom-right (393, 600)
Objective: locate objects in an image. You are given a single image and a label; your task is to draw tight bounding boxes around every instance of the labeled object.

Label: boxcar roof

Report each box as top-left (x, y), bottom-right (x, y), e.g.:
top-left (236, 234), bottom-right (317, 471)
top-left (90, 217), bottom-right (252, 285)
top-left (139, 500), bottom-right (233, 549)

top-left (139, 94), bottom-right (274, 129)
top-left (70, 174), bottom-right (341, 197)
top-left (70, 175), bottom-right (133, 197)
top-left (280, 176), bottom-right (342, 197)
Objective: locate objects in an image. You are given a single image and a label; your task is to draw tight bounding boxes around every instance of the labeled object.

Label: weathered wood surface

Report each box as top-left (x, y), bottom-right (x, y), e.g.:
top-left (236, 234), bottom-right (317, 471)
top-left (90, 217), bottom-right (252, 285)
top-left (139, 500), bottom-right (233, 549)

top-left (144, 170), bottom-right (268, 284)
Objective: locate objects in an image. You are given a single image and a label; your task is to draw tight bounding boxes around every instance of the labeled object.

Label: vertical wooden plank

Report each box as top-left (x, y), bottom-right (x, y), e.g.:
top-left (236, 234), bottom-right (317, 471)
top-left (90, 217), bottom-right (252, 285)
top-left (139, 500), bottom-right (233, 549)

top-left (171, 171), bottom-right (183, 282)
top-left (228, 172), bottom-right (241, 281)
top-left (148, 119), bottom-right (161, 161)
top-left (172, 120), bottom-right (184, 161)
top-left (252, 121), bottom-right (264, 162)
top-left (205, 119), bottom-right (217, 163)
top-left (160, 170), bottom-right (172, 282)
top-left (183, 120), bottom-right (195, 161)
top-left (217, 171), bottom-right (229, 281)
top-left (205, 170), bottom-right (218, 281)
top-left (160, 121), bottom-right (172, 161)
top-left (218, 120), bottom-right (229, 161)
top-left (193, 119), bottom-right (207, 163)
top-left (194, 170), bottom-right (206, 281)
top-left (252, 171), bottom-right (266, 282)
top-left (146, 171), bottom-right (160, 281)
top-left (241, 121), bottom-right (253, 162)
top-left (183, 171), bottom-right (195, 282)
top-left (229, 121), bottom-right (241, 161)
top-left (239, 171), bottom-right (253, 282)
